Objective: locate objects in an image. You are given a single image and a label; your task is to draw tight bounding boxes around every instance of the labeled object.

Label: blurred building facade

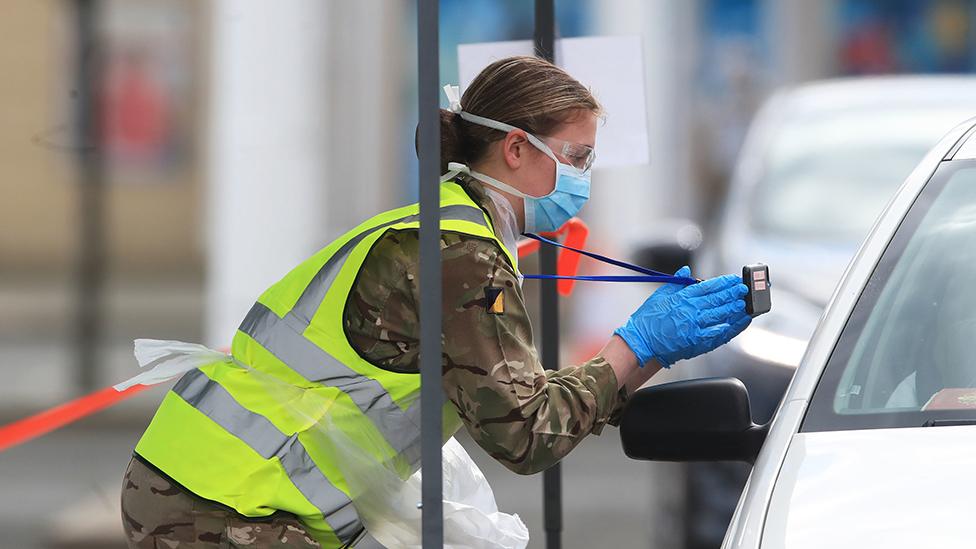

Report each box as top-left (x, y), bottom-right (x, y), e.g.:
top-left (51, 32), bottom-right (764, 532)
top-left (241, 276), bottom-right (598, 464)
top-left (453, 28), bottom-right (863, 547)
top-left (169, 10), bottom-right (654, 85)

top-left (3, 1), bottom-right (976, 547)
top-left (0, 0), bottom-right (407, 412)
top-left (5, 0), bottom-right (976, 405)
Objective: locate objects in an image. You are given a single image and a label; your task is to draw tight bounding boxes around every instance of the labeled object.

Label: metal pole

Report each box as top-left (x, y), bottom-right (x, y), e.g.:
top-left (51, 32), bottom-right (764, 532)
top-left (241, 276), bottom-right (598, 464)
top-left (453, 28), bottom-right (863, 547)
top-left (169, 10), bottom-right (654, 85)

top-left (417, 0), bottom-right (443, 547)
top-left (535, 0), bottom-right (556, 61)
top-left (541, 246), bottom-right (563, 549)
top-left (534, 3), bottom-right (562, 549)
top-left (73, 0), bottom-right (105, 394)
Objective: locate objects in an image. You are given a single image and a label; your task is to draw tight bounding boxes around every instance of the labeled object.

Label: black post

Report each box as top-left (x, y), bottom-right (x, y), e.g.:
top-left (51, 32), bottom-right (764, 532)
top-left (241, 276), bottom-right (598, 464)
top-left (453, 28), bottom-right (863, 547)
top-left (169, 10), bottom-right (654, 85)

top-left (417, 0), bottom-right (443, 547)
top-left (534, 0), bottom-right (556, 61)
top-left (534, 2), bottom-right (562, 549)
top-left (73, 0), bottom-right (105, 394)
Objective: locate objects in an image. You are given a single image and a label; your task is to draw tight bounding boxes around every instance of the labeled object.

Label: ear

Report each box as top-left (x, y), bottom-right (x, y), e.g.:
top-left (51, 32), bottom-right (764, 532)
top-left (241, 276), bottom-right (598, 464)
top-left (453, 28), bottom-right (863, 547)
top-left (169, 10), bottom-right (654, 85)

top-left (501, 129), bottom-right (529, 170)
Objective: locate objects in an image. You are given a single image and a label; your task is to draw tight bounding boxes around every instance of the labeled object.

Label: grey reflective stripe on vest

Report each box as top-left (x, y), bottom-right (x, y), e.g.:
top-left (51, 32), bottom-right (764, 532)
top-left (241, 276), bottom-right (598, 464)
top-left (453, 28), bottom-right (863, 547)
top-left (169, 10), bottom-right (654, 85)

top-left (239, 202), bottom-right (488, 464)
top-left (173, 370), bottom-right (362, 543)
top-left (171, 202), bottom-right (489, 537)
top-left (239, 302), bottom-right (424, 465)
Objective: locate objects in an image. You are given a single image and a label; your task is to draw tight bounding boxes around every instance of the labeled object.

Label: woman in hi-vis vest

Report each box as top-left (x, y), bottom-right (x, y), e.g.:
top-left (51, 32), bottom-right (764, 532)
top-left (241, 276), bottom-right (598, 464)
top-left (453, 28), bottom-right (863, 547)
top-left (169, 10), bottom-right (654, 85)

top-left (120, 56), bottom-right (751, 548)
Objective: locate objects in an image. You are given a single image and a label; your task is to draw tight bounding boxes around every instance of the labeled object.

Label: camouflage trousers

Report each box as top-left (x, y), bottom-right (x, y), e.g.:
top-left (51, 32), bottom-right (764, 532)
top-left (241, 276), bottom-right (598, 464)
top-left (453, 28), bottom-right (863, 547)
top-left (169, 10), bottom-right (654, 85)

top-left (121, 456), bottom-right (324, 548)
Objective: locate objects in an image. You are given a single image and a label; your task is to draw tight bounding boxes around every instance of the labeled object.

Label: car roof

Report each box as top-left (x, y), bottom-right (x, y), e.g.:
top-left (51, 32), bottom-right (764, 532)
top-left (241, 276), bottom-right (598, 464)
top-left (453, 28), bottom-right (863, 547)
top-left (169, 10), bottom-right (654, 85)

top-left (721, 76), bottom-right (976, 258)
top-left (728, 76), bottom-right (976, 208)
top-left (778, 76), bottom-right (976, 115)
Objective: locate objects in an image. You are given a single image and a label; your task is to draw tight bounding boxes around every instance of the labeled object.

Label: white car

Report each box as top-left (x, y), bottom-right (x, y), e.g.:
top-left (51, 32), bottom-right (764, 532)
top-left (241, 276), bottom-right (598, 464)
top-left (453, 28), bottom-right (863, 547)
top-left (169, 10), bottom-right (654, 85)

top-left (677, 77), bottom-right (976, 548)
top-left (621, 115), bottom-right (976, 548)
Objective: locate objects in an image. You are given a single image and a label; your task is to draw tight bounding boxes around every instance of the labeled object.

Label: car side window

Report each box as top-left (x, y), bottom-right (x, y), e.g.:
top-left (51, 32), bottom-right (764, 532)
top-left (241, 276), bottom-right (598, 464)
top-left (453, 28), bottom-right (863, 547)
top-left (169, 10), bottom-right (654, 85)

top-left (805, 162), bottom-right (976, 431)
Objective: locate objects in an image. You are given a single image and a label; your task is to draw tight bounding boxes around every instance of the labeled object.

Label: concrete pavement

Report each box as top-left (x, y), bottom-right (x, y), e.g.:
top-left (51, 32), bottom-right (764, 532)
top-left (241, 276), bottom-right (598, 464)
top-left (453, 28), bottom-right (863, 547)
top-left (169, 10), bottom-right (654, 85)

top-left (0, 401), bottom-right (683, 548)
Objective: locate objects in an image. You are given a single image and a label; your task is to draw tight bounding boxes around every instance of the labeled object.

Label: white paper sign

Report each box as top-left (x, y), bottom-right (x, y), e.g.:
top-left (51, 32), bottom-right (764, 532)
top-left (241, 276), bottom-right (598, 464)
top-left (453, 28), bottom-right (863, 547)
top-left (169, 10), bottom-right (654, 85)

top-left (457, 35), bottom-right (649, 168)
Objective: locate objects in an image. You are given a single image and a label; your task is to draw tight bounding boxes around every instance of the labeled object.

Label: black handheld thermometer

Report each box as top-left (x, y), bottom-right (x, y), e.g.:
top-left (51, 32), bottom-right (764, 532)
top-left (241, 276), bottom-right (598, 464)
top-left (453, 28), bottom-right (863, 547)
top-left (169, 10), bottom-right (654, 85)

top-left (742, 264), bottom-right (771, 317)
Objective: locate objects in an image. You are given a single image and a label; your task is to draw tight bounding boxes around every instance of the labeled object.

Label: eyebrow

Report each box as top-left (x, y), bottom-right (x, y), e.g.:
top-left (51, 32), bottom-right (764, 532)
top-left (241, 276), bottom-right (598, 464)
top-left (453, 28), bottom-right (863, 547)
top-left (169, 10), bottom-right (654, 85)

top-left (563, 139), bottom-right (594, 149)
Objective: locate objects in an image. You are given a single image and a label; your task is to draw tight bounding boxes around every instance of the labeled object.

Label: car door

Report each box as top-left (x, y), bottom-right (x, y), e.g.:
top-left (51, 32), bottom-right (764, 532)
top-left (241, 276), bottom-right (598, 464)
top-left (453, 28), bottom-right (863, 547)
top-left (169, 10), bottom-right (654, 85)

top-left (757, 158), bottom-right (976, 548)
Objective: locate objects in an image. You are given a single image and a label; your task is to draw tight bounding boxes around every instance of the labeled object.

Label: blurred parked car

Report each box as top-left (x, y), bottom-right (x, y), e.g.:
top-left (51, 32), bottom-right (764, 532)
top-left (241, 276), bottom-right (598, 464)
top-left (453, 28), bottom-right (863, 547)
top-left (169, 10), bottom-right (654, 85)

top-left (683, 76), bottom-right (976, 548)
top-left (623, 114), bottom-right (976, 548)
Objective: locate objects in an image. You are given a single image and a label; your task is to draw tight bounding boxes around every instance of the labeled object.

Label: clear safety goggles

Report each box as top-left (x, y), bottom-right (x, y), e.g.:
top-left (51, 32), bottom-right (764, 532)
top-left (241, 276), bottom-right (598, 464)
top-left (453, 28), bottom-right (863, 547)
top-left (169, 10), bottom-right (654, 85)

top-left (541, 137), bottom-right (596, 173)
top-left (442, 85), bottom-right (597, 174)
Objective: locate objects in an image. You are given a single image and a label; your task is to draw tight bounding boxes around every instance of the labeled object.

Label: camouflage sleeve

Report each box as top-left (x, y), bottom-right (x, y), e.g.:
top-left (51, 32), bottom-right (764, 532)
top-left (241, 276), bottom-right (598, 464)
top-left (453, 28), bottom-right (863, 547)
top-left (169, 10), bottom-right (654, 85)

top-left (343, 229), bottom-right (623, 474)
top-left (433, 234), bottom-right (623, 475)
top-left (607, 385), bottom-right (630, 427)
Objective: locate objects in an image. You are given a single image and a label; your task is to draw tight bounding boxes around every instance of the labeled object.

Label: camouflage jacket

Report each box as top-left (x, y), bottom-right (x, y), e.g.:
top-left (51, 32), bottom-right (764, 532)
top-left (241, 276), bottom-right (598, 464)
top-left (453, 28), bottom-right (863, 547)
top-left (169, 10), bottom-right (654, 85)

top-left (343, 179), bottom-right (626, 475)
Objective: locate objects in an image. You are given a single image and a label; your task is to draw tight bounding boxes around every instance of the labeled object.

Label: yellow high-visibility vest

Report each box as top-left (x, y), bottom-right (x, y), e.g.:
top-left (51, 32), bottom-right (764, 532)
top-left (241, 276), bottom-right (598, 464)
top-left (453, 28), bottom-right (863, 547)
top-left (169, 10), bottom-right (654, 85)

top-left (135, 181), bottom-right (518, 546)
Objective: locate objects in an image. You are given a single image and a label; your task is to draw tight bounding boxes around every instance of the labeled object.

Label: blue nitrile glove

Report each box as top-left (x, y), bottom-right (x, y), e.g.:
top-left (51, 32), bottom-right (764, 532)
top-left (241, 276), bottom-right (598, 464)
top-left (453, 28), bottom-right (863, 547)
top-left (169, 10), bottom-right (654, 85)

top-left (614, 266), bottom-right (752, 368)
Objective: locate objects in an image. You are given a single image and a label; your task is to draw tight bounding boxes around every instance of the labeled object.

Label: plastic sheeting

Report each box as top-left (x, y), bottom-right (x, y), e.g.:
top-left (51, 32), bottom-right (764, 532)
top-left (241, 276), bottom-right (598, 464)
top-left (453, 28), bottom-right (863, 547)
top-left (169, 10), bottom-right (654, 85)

top-left (116, 339), bottom-right (529, 548)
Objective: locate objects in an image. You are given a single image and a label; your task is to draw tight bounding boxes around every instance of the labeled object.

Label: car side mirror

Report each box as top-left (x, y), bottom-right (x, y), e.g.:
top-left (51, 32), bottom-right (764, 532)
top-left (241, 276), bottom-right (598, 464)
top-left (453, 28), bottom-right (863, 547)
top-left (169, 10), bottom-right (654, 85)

top-left (619, 377), bottom-right (768, 464)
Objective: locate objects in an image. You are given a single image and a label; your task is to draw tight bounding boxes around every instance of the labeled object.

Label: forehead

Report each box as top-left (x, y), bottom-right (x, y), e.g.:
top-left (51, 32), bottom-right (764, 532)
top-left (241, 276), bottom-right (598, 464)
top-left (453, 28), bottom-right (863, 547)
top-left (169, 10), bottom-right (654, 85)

top-left (546, 110), bottom-right (598, 147)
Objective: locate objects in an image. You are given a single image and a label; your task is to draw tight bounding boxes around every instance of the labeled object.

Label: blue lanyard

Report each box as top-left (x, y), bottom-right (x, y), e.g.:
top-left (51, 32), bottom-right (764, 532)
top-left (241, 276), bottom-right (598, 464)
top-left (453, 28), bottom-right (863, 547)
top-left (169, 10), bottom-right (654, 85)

top-left (521, 233), bottom-right (699, 286)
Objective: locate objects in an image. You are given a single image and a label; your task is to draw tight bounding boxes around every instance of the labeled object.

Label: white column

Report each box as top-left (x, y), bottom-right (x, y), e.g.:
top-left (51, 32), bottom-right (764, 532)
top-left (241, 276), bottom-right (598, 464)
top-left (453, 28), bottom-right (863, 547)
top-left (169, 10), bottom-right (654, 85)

top-left (643, 0), bottom-right (699, 221)
top-left (592, 0), bottom-right (699, 246)
top-left (323, 0), bottom-right (403, 236)
top-left (591, 5), bottom-right (699, 548)
top-left (205, 0), bottom-right (330, 347)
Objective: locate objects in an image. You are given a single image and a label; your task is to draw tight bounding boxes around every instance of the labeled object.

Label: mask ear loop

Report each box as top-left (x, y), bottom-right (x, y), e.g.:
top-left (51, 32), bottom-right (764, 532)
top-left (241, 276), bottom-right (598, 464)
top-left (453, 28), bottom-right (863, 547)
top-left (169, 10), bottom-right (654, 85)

top-left (457, 111), bottom-right (560, 193)
top-left (439, 165), bottom-right (462, 183)
top-left (444, 162), bottom-right (531, 198)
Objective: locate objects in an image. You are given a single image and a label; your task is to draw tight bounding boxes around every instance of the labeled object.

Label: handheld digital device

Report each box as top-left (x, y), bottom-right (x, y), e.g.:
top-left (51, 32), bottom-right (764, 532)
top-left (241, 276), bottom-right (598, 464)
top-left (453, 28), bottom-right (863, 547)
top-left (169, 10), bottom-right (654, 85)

top-left (742, 264), bottom-right (771, 317)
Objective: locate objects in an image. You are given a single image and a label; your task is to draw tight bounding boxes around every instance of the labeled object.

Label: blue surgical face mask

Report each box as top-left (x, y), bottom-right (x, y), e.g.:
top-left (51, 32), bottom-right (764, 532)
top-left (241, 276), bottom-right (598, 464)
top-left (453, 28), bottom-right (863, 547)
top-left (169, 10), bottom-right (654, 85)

top-left (523, 140), bottom-right (592, 233)
top-left (440, 85), bottom-right (593, 233)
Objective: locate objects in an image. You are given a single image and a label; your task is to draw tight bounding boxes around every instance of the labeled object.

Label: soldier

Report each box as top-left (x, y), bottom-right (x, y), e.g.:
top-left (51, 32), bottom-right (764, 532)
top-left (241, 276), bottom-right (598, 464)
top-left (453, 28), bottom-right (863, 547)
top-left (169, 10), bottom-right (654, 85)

top-left (121, 56), bottom-right (751, 548)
